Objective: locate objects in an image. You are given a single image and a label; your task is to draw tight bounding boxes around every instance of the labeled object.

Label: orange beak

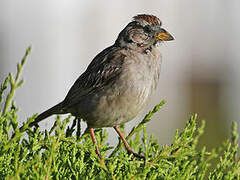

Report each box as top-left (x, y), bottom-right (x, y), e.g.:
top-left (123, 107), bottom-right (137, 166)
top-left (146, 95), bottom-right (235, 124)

top-left (156, 28), bottom-right (174, 41)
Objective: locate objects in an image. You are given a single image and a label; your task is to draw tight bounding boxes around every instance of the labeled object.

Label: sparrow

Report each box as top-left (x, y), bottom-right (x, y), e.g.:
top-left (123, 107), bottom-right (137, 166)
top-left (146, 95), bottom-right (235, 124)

top-left (26, 14), bottom-right (174, 159)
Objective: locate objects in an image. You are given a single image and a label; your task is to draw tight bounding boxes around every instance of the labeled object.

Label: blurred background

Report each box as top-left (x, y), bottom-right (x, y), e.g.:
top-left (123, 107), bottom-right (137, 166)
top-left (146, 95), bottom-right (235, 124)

top-left (0, 0), bottom-right (240, 149)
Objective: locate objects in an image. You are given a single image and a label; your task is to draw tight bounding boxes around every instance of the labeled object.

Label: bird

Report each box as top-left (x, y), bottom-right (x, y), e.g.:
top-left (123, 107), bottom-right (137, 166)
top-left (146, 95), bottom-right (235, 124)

top-left (26, 14), bottom-right (174, 159)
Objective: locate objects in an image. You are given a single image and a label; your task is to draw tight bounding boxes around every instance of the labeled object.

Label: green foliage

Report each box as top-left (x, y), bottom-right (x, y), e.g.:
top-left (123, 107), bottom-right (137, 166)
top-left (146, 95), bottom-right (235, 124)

top-left (0, 47), bottom-right (239, 179)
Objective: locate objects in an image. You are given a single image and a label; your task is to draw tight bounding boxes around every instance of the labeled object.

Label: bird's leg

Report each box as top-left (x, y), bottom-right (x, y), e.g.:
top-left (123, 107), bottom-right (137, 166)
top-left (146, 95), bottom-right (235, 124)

top-left (76, 118), bottom-right (81, 140)
top-left (114, 126), bottom-right (145, 160)
top-left (89, 128), bottom-right (102, 159)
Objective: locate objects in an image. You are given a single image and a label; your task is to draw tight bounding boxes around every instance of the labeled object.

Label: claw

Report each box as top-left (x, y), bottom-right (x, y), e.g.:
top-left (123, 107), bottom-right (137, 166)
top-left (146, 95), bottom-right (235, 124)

top-left (114, 126), bottom-right (145, 161)
top-left (127, 150), bottom-right (146, 160)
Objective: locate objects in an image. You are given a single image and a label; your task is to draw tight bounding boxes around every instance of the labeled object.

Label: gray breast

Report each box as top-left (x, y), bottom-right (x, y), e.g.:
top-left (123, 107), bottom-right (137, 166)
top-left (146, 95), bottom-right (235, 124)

top-left (81, 48), bottom-right (162, 128)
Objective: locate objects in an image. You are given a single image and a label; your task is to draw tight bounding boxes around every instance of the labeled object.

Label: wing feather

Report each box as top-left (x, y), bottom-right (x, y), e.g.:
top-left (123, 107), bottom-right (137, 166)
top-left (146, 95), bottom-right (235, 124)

top-left (62, 46), bottom-right (126, 108)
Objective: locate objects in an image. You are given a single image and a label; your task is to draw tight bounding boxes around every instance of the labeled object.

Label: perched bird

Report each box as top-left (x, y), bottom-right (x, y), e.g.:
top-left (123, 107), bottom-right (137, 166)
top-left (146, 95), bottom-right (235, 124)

top-left (28, 14), bottom-right (174, 159)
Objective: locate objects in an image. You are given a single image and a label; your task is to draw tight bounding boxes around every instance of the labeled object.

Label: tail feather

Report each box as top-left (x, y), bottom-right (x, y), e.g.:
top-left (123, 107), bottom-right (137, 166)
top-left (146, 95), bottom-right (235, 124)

top-left (29, 102), bottom-right (64, 127)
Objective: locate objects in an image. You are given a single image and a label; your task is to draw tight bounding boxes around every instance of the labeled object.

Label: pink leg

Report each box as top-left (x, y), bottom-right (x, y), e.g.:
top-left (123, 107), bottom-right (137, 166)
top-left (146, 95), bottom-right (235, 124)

top-left (114, 126), bottom-right (145, 160)
top-left (89, 128), bottom-right (102, 159)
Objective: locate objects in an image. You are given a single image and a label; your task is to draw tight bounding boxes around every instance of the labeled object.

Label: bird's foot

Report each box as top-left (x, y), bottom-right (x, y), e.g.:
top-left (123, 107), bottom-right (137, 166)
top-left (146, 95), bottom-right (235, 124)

top-left (127, 150), bottom-right (145, 160)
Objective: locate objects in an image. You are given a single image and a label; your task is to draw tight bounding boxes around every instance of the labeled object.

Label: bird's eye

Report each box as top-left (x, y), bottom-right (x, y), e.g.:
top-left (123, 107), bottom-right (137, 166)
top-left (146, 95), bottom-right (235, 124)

top-left (144, 25), bottom-right (152, 33)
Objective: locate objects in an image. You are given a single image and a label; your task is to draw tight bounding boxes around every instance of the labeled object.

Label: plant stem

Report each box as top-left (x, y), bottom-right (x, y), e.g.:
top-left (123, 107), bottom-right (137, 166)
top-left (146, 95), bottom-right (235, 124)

top-left (109, 99), bottom-right (166, 158)
top-left (2, 46), bottom-right (31, 115)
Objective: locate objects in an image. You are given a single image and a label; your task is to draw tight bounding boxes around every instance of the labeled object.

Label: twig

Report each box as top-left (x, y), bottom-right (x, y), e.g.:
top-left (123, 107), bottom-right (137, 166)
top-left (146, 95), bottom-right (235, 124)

top-left (2, 46), bottom-right (32, 115)
top-left (109, 99), bottom-right (166, 158)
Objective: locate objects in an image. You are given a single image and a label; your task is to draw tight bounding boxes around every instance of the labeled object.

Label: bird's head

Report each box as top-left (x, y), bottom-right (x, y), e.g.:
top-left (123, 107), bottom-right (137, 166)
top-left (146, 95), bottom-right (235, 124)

top-left (115, 14), bottom-right (174, 50)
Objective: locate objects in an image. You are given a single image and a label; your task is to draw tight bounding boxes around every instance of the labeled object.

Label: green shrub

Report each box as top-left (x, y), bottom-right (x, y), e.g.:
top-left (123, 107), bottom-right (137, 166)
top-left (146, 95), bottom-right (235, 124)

top-left (0, 47), bottom-right (239, 179)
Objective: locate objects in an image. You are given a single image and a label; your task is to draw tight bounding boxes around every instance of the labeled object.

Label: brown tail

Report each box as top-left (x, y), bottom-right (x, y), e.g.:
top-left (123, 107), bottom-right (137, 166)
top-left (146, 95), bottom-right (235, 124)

top-left (29, 101), bottom-right (64, 127)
